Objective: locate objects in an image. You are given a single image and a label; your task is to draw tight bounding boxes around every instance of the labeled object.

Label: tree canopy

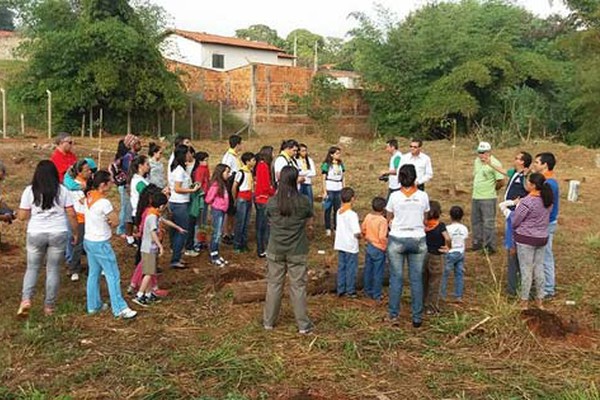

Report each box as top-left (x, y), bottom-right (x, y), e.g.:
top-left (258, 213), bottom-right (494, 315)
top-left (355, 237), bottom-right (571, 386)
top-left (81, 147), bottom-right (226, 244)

top-left (0, 4), bottom-right (15, 30)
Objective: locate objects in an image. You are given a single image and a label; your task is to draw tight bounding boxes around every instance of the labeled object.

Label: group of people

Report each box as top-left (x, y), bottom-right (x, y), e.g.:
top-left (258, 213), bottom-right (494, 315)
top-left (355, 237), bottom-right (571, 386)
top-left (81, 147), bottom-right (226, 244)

top-left (0, 131), bottom-right (560, 332)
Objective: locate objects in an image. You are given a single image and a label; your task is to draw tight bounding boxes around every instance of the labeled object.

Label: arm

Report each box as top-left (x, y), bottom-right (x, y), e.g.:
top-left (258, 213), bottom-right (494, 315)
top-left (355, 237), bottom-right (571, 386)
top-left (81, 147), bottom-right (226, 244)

top-left (307, 159), bottom-right (317, 178)
top-left (150, 230), bottom-right (164, 256)
top-left (232, 180), bottom-right (240, 200)
top-left (510, 202), bottom-right (529, 229)
top-left (321, 174), bottom-right (327, 198)
top-left (17, 209), bottom-right (30, 222)
top-left (65, 207), bottom-right (79, 244)
top-left (174, 180), bottom-right (199, 194)
top-left (421, 156), bottom-right (433, 184)
top-left (440, 230), bottom-right (451, 253)
top-left (106, 210), bottom-right (119, 228)
top-left (160, 217), bottom-right (186, 233)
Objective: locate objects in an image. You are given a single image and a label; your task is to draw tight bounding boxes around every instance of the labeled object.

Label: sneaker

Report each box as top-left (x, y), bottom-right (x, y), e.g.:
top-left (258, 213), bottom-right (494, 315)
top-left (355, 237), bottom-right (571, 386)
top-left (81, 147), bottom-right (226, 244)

top-left (153, 289), bottom-right (169, 298)
top-left (170, 262), bottom-right (188, 269)
top-left (299, 325), bottom-right (314, 335)
top-left (184, 249), bottom-right (199, 257)
top-left (325, 229), bottom-right (332, 237)
top-left (412, 320), bottom-right (422, 328)
top-left (347, 293), bottom-right (358, 299)
top-left (17, 300), bottom-right (31, 318)
top-left (263, 324), bottom-right (274, 331)
top-left (211, 258), bottom-right (225, 267)
top-left (117, 307), bottom-right (138, 319)
top-left (126, 285), bottom-right (136, 296)
top-left (218, 256), bottom-right (229, 265)
top-left (132, 296), bottom-right (150, 308)
top-left (70, 273), bottom-right (80, 282)
top-left (43, 306), bottom-right (55, 316)
top-left (89, 303), bottom-right (109, 315)
top-left (388, 316), bottom-right (400, 327)
top-left (147, 293), bottom-right (162, 303)
top-left (258, 252), bottom-right (267, 258)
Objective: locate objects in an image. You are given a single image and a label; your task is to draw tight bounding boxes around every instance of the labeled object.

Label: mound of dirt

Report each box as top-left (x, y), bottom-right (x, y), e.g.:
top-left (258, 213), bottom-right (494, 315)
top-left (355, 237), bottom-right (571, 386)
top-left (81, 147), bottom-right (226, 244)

top-left (521, 309), bottom-right (579, 339)
top-left (215, 267), bottom-right (264, 289)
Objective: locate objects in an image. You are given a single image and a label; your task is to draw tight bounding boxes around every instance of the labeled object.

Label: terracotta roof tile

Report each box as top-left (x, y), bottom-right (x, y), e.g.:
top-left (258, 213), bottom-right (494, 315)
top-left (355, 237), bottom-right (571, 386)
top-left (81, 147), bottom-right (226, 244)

top-left (277, 53), bottom-right (296, 59)
top-left (0, 30), bottom-right (16, 38)
top-left (173, 29), bottom-right (284, 53)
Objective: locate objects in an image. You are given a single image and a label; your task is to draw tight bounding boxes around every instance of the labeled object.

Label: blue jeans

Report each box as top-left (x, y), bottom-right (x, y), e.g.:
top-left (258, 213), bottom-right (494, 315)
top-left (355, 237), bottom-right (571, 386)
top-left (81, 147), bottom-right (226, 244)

top-left (543, 221), bottom-right (557, 296)
top-left (84, 239), bottom-right (128, 316)
top-left (255, 203), bottom-right (269, 256)
top-left (387, 236), bottom-right (427, 322)
top-left (300, 184), bottom-right (314, 210)
top-left (210, 208), bottom-right (225, 259)
top-left (441, 251), bottom-right (465, 299)
top-left (337, 251), bottom-right (358, 295)
top-left (363, 243), bottom-right (386, 300)
top-left (324, 190), bottom-right (341, 230)
top-left (169, 202), bottom-right (190, 265)
top-left (234, 199), bottom-right (252, 250)
top-left (117, 185), bottom-right (132, 235)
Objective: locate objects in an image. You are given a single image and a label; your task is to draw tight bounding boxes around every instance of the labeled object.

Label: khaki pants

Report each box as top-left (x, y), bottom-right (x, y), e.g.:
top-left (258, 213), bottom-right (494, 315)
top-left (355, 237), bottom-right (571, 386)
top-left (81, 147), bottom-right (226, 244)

top-left (263, 253), bottom-right (313, 331)
top-left (423, 253), bottom-right (444, 309)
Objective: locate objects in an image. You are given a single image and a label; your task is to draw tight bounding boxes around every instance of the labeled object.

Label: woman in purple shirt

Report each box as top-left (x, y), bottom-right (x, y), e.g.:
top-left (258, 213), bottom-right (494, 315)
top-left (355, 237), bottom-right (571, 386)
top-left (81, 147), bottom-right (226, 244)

top-left (511, 173), bottom-right (554, 309)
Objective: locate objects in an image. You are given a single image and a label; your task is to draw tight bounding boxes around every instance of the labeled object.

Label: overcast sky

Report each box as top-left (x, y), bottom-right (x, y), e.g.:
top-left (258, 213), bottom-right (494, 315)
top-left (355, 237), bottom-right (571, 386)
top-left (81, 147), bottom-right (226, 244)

top-left (150, 0), bottom-right (570, 39)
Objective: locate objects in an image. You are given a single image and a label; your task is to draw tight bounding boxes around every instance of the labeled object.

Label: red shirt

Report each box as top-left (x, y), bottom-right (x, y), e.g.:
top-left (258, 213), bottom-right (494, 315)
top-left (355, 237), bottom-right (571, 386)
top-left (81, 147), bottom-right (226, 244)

top-left (254, 161), bottom-right (275, 204)
top-left (193, 164), bottom-right (210, 193)
top-left (50, 149), bottom-right (77, 182)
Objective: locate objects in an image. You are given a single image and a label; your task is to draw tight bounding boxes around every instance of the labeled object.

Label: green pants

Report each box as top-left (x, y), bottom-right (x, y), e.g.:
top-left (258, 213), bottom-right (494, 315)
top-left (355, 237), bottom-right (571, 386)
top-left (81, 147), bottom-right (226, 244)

top-left (263, 253), bottom-right (313, 331)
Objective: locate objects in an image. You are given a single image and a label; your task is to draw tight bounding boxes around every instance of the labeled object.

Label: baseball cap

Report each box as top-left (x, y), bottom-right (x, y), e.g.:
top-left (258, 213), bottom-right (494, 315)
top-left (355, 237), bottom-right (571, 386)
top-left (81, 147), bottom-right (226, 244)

top-left (477, 141), bottom-right (491, 153)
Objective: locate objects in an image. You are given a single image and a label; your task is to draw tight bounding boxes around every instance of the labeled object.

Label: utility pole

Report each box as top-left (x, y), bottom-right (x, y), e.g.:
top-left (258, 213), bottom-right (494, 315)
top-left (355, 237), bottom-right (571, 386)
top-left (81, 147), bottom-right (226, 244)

top-left (46, 90), bottom-right (52, 139)
top-left (313, 40), bottom-right (318, 72)
top-left (1, 88), bottom-right (6, 139)
top-left (293, 35), bottom-right (298, 67)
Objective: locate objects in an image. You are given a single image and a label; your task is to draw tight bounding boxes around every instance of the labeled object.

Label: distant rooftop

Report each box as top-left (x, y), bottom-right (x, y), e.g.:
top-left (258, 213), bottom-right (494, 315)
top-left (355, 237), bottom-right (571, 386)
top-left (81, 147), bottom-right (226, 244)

top-left (171, 29), bottom-right (284, 53)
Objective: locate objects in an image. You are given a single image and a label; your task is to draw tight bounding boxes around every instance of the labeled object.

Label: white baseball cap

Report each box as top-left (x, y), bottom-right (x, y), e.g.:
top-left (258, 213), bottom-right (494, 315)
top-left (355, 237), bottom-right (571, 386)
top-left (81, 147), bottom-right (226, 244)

top-left (477, 141), bottom-right (492, 153)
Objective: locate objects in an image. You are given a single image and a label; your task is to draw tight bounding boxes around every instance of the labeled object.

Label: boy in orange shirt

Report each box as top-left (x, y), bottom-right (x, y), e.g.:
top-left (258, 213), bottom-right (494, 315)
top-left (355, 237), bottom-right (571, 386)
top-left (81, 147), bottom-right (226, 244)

top-left (361, 197), bottom-right (388, 302)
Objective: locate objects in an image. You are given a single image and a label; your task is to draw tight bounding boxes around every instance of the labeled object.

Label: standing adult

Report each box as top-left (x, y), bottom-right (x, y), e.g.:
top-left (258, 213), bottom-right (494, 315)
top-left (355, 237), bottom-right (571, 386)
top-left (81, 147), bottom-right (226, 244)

top-left (117, 134), bottom-right (141, 246)
top-left (386, 164), bottom-right (430, 328)
top-left (17, 161), bottom-right (78, 317)
top-left (254, 146), bottom-right (276, 258)
top-left (221, 134), bottom-right (243, 244)
top-left (399, 139), bottom-right (433, 191)
top-left (147, 142), bottom-right (166, 189)
top-left (50, 132), bottom-right (77, 183)
top-left (0, 160), bottom-right (16, 226)
top-left (263, 166), bottom-right (314, 334)
top-left (167, 135), bottom-right (191, 182)
top-left (380, 139), bottom-right (402, 197)
top-left (511, 173), bottom-right (553, 309)
top-left (471, 141), bottom-right (505, 253)
top-left (273, 139), bottom-right (300, 185)
top-left (168, 145), bottom-right (200, 268)
top-left (531, 152), bottom-right (559, 298)
top-left (296, 143), bottom-right (316, 209)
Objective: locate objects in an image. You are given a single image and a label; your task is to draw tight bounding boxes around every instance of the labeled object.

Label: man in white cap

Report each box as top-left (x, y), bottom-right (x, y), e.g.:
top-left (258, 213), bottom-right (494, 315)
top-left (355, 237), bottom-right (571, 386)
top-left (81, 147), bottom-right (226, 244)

top-left (471, 141), bottom-right (505, 253)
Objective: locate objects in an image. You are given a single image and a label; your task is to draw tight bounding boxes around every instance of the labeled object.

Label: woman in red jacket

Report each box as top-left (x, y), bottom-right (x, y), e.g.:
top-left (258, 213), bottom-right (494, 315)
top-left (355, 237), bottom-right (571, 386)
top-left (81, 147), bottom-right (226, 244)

top-left (254, 146), bottom-right (275, 258)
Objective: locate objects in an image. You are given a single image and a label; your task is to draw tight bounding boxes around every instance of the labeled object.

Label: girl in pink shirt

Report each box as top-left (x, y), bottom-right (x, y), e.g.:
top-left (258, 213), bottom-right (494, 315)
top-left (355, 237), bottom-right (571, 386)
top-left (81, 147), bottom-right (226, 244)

top-left (205, 164), bottom-right (231, 267)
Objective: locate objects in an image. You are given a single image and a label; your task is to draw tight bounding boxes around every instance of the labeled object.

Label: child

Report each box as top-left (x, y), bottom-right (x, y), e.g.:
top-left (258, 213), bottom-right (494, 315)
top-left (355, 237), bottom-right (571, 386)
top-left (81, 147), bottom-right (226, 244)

top-left (205, 163), bottom-right (231, 267)
top-left (233, 152), bottom-right (256, 253)
top-left (296, 144), bottom-right (316, 210)
top-left (192, 151), bottom-right (210, 251)
top-left (321, 146), bottom-right (345, 237)
top-left (254, 146), bottom-right (275, 258)
top-left (147, 142), bottom-right (166, 189)
top-left (442, 206), bottom-right (469, 303)
top-left (133, 192), bottom-right (185, 307)
top-left (423, 200), bottom-right (450, 315)
top-left (334, 187), bottom-right (361, 298)
top-left (84, 170), bottom-right (137, 319)
top-left (361, 196), bottom-right (388, 302)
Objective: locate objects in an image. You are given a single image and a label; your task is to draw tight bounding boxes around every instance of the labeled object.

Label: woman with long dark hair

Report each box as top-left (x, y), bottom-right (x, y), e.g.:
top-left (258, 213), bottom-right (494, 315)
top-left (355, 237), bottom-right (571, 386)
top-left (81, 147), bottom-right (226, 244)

top-left (321, 146), bottom-right (345, 236)
top-left (263, 166), bottom-right (314, 334)
top-left (129, 155), bottom-right (150, 222)
top-left (254, 146), bottom-right (275, 258)
top-left (511, 172), bottom-right (554, 309)
top-left (17, 160), bottom-right (78, 317)
top-left (386, 164), bottom-right (430, 328)
top-left (296, 143), bottom-right (316, 210)
top-left (205, 163), bottom-right (231, 266)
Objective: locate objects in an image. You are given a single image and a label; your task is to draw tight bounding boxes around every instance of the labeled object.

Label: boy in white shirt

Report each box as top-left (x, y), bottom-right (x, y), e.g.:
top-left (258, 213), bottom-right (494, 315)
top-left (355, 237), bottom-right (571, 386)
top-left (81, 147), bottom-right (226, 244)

top-left (441, 206), bottom-right (469, 302)
top-left (334, 187), bottom-right (361, 298)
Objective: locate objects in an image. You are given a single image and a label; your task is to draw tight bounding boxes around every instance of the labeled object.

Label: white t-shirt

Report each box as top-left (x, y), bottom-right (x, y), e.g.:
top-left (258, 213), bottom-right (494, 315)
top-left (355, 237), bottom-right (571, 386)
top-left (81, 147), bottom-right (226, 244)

top-left (168, 165), bottom-right (191, 203)
top-left (334, 209), bottom-right (361, 254)
top-left (84, 197), bottom-right (113, 242)
top-left (69, 187), bottom-right (86, 217)
top-left (222, 150), bottom-right (240, 174)
top-left (388, 151), bottom-right (402, 190)
top-left (447, 222), bottom-right (469, 253)
top-left (297, 157), bottom-right (316, 185)
top-left (234, 169), bottom-right (252, 192)
top-left (167, 153), bottom-right (175, 182)
top-left (321, 162), bottom-right (345, 192)
top-left (19, 185), bottom-right (73, 234)
top-left (130, 174), bottom-right (149, 217)
top-left (386, 190), bottom-right (430, 238)
top-left (273, 155), bottom-right (297, 183)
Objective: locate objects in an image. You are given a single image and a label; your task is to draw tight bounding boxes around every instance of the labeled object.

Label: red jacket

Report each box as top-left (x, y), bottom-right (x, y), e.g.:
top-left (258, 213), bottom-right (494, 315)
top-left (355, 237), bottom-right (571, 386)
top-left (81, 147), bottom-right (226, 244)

top-left (50, 149), bottom-right (77, 183)
top-left (254, 161), bottom-right (275, 204)
top-left (193, 165), bottom-right (210, 193)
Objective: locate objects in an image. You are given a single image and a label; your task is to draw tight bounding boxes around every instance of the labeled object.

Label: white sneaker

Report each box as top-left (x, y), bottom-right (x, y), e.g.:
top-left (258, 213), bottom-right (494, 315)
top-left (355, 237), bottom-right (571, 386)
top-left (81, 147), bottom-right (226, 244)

top-left (70, 273), bottom-right (80, 282)
top-left (218, 256), bottom-right (229, 265)
top-left (117, 307), bottom-right (137, 320)
top-left (325, 229), bottom-right (332, 237)
top-left (184, 249), bottom-right (199, 257)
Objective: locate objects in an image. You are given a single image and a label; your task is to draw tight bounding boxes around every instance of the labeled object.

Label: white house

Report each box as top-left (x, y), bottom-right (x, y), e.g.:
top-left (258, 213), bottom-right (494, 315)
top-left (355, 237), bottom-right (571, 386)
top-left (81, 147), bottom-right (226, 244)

top-left (161, 29), bottom-right (295, 71)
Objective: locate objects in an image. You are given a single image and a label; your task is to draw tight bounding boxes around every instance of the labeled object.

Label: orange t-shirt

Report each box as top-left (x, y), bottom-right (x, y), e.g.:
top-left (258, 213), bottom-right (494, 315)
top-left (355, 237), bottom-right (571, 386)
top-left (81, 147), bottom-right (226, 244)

top-left (361, 213), bottom-right (388, 251)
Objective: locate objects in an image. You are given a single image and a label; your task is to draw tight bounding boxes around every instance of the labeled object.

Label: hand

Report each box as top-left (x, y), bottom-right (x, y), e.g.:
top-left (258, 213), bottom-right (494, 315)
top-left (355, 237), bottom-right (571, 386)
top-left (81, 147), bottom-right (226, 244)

top-left (177, 227), bottom-right (187, 234)
top-left (71, 233), bottom-right (79, 246)
top-left (439, 245), bottom-right (449, 253)
top-left (513, 197), bottom-right (521, 206)
top-left (158, 245), bottom-right (164, 256)
top-left (509, 247), bottom-right (516, 256)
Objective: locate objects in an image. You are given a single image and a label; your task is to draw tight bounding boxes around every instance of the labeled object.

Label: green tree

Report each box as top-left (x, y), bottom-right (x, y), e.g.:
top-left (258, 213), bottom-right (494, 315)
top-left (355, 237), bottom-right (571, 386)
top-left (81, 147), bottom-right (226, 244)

top-left (235, 24), bottom-right (285, 49)
top-left (285, 28), bottom-right (324, 67)
top-left (0, 4), bottom-right (15, 30)
top-left (10, 0), bottom-right (184, 132)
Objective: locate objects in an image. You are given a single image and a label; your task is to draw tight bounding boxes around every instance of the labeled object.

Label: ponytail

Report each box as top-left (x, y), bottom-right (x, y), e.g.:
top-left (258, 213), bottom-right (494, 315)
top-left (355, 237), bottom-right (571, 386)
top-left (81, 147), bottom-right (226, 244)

top-left (528, 173), bottom-right (554, 208)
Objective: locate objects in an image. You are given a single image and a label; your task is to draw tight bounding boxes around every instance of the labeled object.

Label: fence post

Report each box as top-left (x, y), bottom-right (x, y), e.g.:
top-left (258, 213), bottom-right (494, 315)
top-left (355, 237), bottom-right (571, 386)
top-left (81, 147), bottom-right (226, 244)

top-left (219, 100), bottom-right (223, 140)
top-left (46, 90), bottom-right (52, 139)
top-left (127, 111), bottom-right (131, 135)
top-left (89, 107), bottom-right (93, 138)
top-left (157, 109), bottom-right (162, 137)
top-left (189, 98), bottom-right (194, 140)
top-left (20, 113), bottom-right (24, 136)
top-left (171, 109), bottom-right (175, 135)
top-left (1, 88), bottom-right (6, 139)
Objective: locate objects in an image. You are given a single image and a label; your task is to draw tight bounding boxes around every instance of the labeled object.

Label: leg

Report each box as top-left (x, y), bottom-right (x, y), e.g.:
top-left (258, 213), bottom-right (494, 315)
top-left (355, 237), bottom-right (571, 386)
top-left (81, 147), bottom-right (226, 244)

top-left (116, 185), bottom-right (128, 235)
top-left (44, 232), bottom-right (67, 308)
top-left (287, 254), bottom-right (313, 331)
top-left (533, 246), bottom-right (546, 301)
top-left (331, 191), bottom-right (341, 230)
top-left (507, 250), bottom-right (520, 296)
top-left (169, 202), bottom-right (190, 265)
top-left (209, 210), bottom-right (224, 259)
top-left (517, 243), bottom-right (535, 302)
top-left (471, 199), bottom-right (483, 249)
top-left (22, 233), bottom-right (48, 302)
top-left (95, 241), bottom-right (129, 316)
top-left (543, 222), bottom-right (557, 296)
top-left (241, 199), bottom-right (252, 249)
top-left (454, 254), bottom-right (465, 300)
top-left (69, 223), bottom-right (85, 275)
top-left (255, 203), bottom-right (267, 256)
top-left (371, 246), bottom-right (386, 301)
top-left (481, 199), bottom-right (498, 252)
top-left (185, 209), bottom-right (197, 251)
top-left (427, 254), bottom-right (444, 309)
top-left (422, 254), bottom-right (431, 307)
top-left (346, 252), bottom-right (358, 295)
top-left (84, 240), bottom-right (104, 313)
top-left (407, 238), bottom-right (427, 324)
top-left (441, 252), bottom-right (453, 299)
top-left (263, 254), bottom-right (287, 328)
top-left (387, 237), bottom-right (406, 318)
top-left (336, 251), bottom-right (347, 295)
top-left (324, 191), bottom-right (333, 230)
top-left (363, 245), bottom-right (374, 298)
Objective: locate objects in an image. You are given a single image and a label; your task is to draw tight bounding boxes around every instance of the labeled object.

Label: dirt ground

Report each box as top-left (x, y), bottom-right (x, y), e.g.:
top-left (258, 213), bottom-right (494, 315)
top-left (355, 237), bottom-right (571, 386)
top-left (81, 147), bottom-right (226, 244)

top-left (0, 133), bottom-right (599, 399)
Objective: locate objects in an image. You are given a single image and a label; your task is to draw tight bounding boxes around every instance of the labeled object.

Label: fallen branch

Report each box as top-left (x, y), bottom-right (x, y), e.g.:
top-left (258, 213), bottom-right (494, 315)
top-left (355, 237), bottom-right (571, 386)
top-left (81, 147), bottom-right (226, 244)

top-left (448, 316), bottom-right (492, 345)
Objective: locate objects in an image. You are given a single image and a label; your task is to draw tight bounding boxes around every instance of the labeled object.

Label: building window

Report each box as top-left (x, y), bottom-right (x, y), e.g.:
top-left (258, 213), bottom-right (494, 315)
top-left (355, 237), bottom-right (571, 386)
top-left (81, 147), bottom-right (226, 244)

top-left (212, 54), bottom-right (224, 69)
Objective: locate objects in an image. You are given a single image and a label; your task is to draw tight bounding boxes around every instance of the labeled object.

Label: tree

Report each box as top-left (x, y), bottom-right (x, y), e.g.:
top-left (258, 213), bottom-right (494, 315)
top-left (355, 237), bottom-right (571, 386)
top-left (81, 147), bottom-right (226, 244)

top-left (285, 28), bottom-right (324, 67)
top-left (0, 4), bottom-right (15, 30)
top-left (235, 24), bottom-right (285, 49)
top-left (10, 0), bottom-right (184, 131)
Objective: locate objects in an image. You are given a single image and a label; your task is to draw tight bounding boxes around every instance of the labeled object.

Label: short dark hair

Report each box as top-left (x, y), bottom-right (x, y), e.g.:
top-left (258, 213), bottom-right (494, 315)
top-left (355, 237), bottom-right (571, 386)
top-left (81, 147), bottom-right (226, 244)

top-left (386, 139), bottom-right (398, 150)
top-left (398, 164), bottom-right (417, 187)
top-left (536, 152), bottom-right (556, 171)
top-left (229, 135), bottom-right (242, 148)
top-left (174, 135), bottom-right (190, 147)
top-left (427, 200), bottom-right (442, 219)
top-left (410, 139), bottom-right (423, 147)
top-left (520, 151), bottom-right (532, 168)
top-left (449, 205), bottom-right (464, 221)
top-left (372, 196), bottom-right (386, 212)
top-left (195, 151), bottom-right (209, 162)
top-left (241, 152), bottom-right (255, 164)
top-left (280, 139), bottom-right (299, 151)
top-left (341, 187), bottom-right (355, 203)
top-left (151, 192), bottom-right (168, 208)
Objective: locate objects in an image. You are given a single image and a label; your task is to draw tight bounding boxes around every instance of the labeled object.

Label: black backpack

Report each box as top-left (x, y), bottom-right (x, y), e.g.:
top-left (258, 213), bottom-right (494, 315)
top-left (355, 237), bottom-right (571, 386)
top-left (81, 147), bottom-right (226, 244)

top-left (109, 158), bottom-right (128, 186)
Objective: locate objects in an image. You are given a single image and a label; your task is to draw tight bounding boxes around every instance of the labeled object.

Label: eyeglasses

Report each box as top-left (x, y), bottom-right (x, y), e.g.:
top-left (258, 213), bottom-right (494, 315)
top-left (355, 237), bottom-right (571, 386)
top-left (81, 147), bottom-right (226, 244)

top-left (409, 145), bottom-right (420, 149)
top-left (64, 140), bottom-right (73, 145)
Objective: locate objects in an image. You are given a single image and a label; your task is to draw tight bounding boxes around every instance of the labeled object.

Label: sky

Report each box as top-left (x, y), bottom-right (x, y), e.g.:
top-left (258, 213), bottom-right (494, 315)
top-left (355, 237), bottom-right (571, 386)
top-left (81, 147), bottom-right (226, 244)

top-left (150, 0), bottom-right (570, 39)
